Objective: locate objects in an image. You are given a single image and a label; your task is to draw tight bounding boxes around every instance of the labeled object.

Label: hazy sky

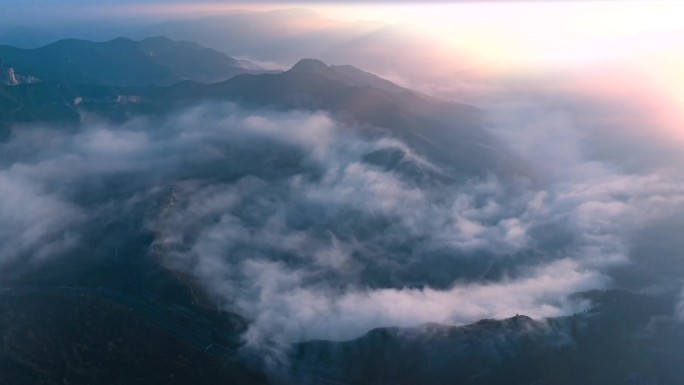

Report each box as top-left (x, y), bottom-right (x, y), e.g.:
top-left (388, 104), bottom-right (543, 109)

top-left (2, 0), bottom-right (680, 150)
top-left (2, 0), bottom-right (682, 131)
top-left (5, 1), bottom-right (683, 63)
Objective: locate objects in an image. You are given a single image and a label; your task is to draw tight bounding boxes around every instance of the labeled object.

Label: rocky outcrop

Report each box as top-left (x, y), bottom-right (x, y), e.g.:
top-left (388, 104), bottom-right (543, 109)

top-left (1, 60), bottom-right (18, 85)
top-left (1, 59), bottom-right (39, 85)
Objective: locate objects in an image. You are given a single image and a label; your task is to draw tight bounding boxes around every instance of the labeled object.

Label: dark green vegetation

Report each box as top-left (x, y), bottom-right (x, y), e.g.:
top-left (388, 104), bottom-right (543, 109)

top-left (2, 286), bottom-right (680, 385)
top-left (0, 289), bottom-right (267, 385)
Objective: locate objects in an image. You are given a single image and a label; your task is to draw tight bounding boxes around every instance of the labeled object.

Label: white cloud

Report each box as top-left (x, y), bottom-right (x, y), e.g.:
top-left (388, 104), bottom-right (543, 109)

top-left (0, 173), bottom-right (84, 266)
top-left (138, 102), bottom-right (684, 353)
top-left (3, 99), bottom-right (684, 357)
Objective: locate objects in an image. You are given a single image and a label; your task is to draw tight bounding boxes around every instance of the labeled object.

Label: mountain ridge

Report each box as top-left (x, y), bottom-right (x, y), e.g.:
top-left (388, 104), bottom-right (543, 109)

top-left (0, 57), bottom-right (525, 180)
top-left (290, 289), bottom-right (681, 385)
top-left (0, 36), bottom-right (270, 86)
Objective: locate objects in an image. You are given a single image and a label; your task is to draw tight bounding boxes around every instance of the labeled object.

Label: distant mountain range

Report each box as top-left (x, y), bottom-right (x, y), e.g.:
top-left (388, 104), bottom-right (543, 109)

top-left (0, 36), bottom-right (270, 87)
top-left (133, 9), bottom-right (480, 82)
top-left (133, 9), bottom-right (384, 67)
top-left (0, 55), bottom-right (522, 179)
top-left (0, 9), bottom-right (490, 101)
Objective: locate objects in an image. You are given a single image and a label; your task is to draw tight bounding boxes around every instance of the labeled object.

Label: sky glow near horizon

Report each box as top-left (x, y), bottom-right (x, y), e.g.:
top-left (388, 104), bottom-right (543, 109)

top-left (6, 1), bottom-right (682, 118)
top-left (2, 1), bottom-right (682, 169)
top-left (7, 1), bottom-right (684, 60)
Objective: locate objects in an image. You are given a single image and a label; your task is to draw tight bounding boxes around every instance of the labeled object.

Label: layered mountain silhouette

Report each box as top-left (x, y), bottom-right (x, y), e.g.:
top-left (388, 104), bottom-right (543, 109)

top-left (0, 36), bottom-right (268, 86)
top-left (0, 56), bottom-right (522, 178)
top-left (134, 9), bottom-right (384, 66)
top-left (134, 9), bottom-right (483, 91)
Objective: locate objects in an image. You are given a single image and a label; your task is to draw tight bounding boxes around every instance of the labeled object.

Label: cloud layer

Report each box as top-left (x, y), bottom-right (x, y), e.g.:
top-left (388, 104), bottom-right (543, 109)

top-left (2, 96), bottom-right (684, 360)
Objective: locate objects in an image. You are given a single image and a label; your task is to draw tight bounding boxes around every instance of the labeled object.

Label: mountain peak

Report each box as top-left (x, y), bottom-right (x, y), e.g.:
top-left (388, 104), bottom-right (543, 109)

top-left (290, 58), bottom-right (330, 74)
top-left (288, 58), bottom-right (407, 94)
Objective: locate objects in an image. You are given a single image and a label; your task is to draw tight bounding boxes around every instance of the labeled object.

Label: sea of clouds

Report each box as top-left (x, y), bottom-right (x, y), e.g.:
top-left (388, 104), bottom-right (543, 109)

top-left (2, 90), bottom-right (684, 358)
